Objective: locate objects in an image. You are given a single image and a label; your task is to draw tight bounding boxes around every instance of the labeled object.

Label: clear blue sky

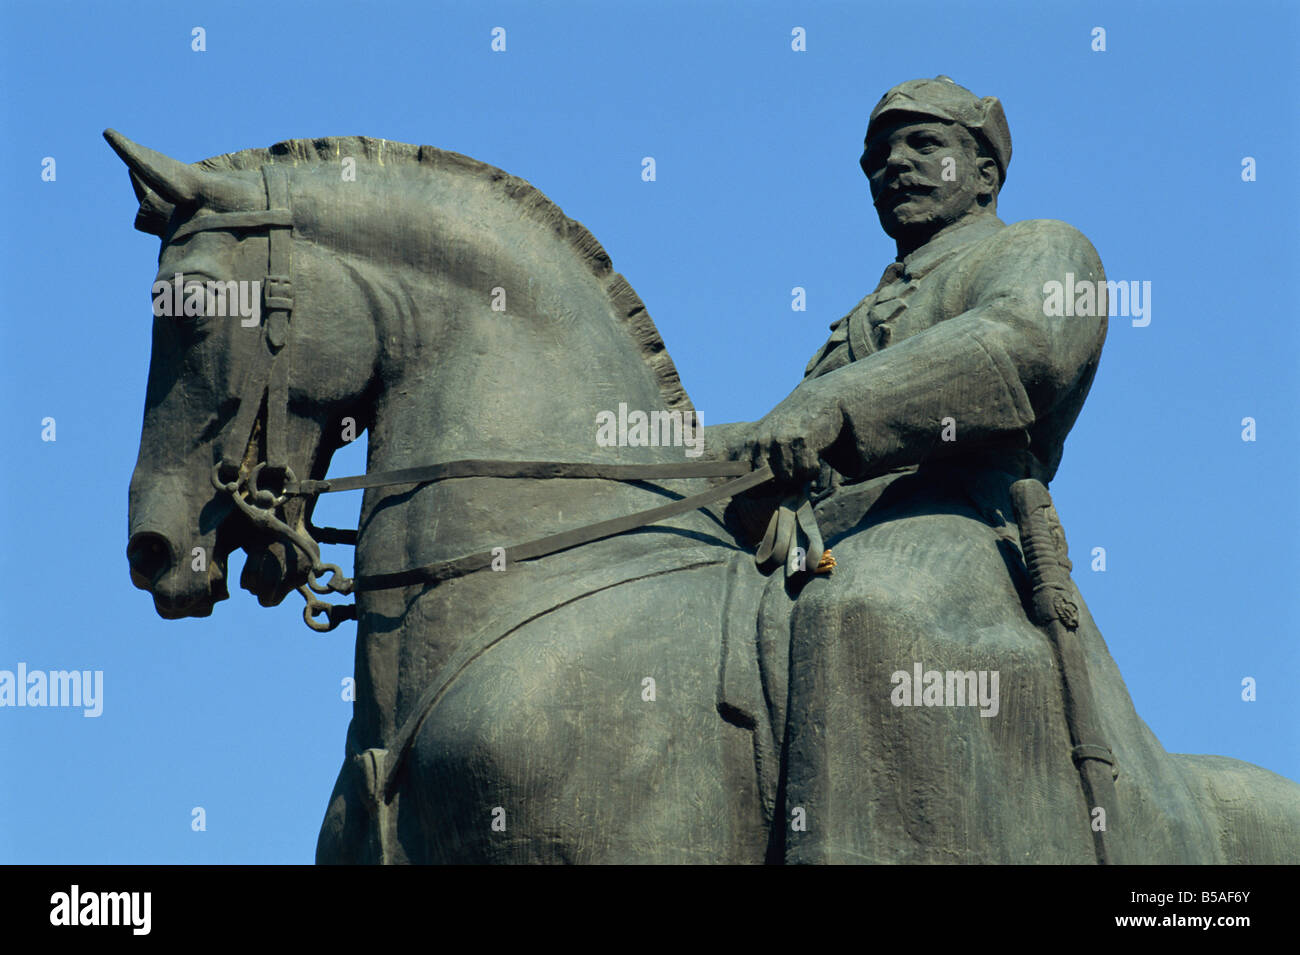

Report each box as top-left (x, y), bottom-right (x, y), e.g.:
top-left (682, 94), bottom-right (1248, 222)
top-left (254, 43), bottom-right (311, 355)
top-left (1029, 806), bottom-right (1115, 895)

top-left (2, 0), bottom-right (1296, 863)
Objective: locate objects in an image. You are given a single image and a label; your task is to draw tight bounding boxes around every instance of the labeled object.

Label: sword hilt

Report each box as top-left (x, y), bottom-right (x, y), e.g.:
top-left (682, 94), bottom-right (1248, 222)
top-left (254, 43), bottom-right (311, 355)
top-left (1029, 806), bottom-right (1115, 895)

top-left (1010, 479), bottom-right (1075, 629)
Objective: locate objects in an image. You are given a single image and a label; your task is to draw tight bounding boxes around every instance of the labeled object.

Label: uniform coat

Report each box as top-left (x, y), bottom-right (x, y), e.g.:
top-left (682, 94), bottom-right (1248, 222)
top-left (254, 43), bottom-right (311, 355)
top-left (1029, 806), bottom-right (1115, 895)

top-left (723, 213), bottom-right (1300, 863)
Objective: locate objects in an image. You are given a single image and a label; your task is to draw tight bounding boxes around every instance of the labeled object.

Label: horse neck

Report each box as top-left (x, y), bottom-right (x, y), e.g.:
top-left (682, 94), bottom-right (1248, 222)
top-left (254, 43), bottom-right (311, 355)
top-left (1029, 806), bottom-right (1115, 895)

top-left (354, 238), bottom-right (700, 572)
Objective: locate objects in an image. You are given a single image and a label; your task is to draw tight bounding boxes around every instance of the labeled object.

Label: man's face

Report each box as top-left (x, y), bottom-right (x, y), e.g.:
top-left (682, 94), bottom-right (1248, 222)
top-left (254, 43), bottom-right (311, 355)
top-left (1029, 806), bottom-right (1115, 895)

top-left (861, 117), bottom-right (992, 247)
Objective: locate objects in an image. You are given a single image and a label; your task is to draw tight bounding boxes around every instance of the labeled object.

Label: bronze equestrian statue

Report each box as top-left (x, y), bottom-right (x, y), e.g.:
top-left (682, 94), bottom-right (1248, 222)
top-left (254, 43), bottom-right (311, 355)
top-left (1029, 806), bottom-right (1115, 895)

top-left (108, 76), bottom-right (1300, 863)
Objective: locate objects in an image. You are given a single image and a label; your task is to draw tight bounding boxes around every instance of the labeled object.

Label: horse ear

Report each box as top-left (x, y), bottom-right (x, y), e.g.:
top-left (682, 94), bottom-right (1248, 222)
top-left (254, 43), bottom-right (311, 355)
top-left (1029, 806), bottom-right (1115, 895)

top-left (127, 169), bottom-right (174, 237)
top-left (103, 129), bottom-right (261, 219)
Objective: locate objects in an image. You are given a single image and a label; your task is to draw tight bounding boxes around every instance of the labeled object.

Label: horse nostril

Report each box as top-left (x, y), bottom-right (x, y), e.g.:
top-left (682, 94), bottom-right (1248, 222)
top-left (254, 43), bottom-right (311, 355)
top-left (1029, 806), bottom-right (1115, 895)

top-left (127, 532), bottom-right (174, 589)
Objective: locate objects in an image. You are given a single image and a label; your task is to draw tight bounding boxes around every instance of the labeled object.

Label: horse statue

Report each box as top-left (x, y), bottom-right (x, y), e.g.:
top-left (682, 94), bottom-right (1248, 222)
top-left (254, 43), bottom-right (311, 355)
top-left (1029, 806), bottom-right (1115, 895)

top-left (107, 130), bottom-right (1300, 864)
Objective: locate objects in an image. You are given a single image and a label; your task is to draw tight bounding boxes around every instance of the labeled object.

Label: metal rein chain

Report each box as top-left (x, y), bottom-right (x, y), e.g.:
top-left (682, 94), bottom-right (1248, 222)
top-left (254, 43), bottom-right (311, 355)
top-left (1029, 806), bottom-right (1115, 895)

top-left (211, 462), bottom-right (357, 632)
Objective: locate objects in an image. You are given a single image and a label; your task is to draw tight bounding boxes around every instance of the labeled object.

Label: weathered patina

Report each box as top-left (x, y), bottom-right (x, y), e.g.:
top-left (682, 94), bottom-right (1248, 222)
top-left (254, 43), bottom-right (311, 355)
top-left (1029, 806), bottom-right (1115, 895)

top-left (108, 79), bottom-right (1300, 862)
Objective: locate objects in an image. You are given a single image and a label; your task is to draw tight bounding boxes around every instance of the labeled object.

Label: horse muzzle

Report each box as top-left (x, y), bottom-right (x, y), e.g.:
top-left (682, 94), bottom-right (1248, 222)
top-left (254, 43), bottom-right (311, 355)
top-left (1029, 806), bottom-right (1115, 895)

top-left (127, 528), bottom-right (230, 618)
top-left (127, 470), bottom-right (233, 618)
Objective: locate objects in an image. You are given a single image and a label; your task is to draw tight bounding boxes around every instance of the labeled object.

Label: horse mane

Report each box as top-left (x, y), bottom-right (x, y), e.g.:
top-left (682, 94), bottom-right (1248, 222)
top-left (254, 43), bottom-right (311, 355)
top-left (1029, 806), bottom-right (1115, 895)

top-left (194, 136), bottom-right (693, 416)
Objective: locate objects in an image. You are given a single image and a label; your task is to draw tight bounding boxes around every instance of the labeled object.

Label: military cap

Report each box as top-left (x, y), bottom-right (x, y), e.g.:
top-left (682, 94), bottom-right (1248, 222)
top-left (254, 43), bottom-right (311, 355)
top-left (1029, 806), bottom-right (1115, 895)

top-left (863, 76), bottom-right (1011, 187)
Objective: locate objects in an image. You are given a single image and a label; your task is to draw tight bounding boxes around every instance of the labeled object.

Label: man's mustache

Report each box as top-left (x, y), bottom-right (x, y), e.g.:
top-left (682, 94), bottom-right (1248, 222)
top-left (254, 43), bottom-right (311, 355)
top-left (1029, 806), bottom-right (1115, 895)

top-left (874, 177), bottom-right (939, 208)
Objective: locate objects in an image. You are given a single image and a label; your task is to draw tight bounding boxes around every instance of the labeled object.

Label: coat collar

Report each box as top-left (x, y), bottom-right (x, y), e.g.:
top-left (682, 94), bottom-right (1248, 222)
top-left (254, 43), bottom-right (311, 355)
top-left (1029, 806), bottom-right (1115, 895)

top-left (826, 213), bottom-right (1007, 336)
top-left (896, 212), bottom-right (1005, 281)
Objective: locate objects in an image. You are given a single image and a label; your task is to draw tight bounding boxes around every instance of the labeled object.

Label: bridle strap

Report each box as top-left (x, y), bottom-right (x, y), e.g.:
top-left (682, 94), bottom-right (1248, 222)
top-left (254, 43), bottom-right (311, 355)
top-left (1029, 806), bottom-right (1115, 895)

top-left (262, 166), bottom-right (295, 472)
top-left (211, 165), bottom-right (295, 475)
top-left (170, 209), bottom-right (292, 242)
top-left (217, 332), bottom-right (272, 472)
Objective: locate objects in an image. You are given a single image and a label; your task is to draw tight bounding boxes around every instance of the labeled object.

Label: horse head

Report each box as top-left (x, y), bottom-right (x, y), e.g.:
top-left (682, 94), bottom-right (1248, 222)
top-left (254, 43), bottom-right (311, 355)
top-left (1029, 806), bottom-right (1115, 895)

top-left (111, 129), bottom-right (702, 640)
top-left (107, 130), bottom-right (380, 622)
